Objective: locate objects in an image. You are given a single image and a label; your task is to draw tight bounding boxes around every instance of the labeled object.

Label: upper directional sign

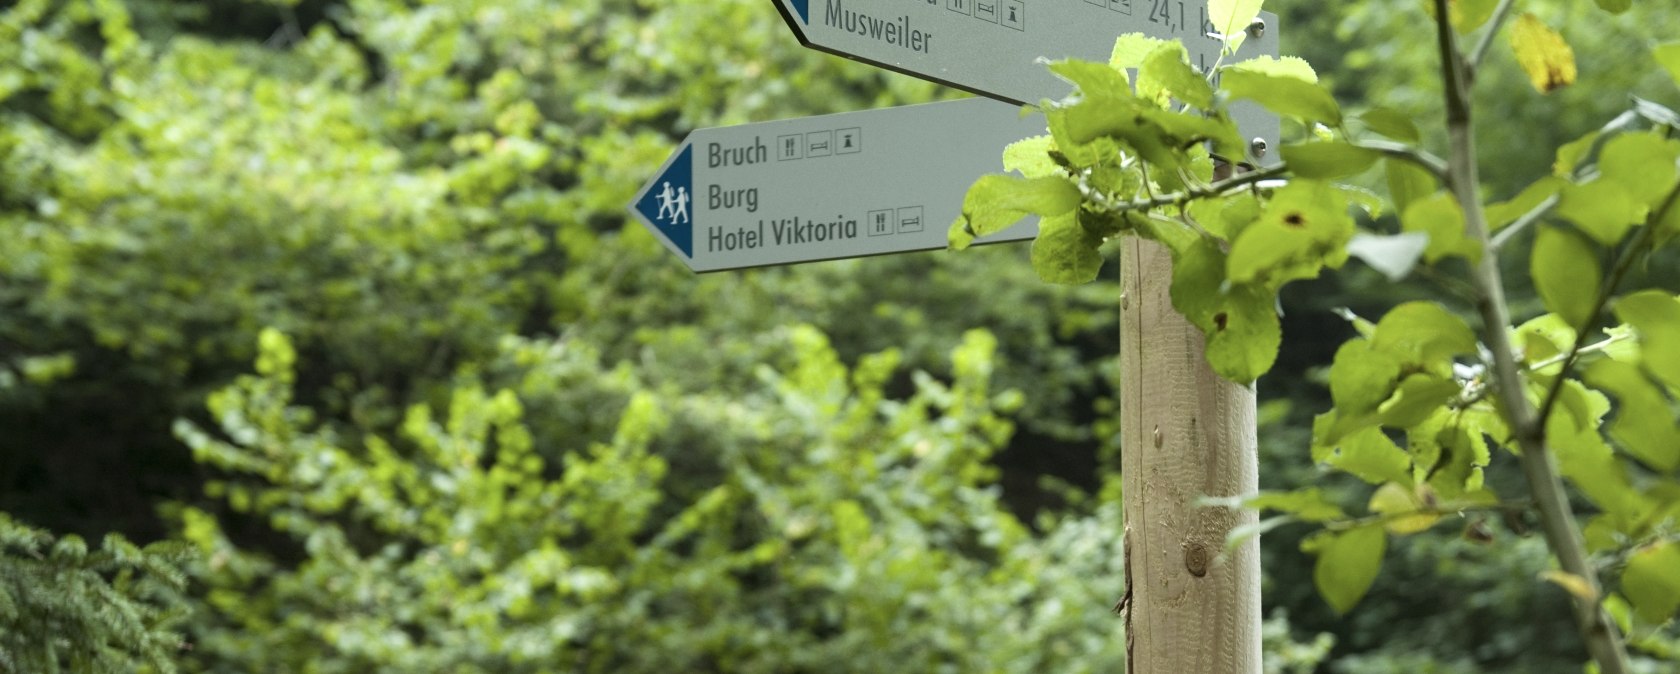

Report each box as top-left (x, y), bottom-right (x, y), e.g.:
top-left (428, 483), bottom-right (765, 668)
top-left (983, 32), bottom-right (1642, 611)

top-left (629, 98), bottom-right (1046, 272)
top-left (773, 0), bottom-right (1278, 107)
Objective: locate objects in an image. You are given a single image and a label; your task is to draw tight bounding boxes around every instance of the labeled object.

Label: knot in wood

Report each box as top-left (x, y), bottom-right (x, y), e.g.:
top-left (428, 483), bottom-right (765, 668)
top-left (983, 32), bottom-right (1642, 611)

top-left (1184, 543), bottom-right (1210, 577)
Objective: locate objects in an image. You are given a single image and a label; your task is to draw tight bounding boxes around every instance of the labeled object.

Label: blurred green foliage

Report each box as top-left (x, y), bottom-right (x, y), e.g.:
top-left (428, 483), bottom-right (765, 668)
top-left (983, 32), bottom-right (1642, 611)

top-left (6, 0), bottom-right (1675, 671)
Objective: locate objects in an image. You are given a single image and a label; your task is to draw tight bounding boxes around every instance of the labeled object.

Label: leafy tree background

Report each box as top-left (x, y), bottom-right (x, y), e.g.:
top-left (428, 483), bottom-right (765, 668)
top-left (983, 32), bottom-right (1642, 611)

top-left (0, 0), bottom-right (1674, 672)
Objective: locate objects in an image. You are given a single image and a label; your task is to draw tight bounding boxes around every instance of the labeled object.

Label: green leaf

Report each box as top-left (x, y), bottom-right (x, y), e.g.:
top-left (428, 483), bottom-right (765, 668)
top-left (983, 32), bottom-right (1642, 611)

top-left (1584, 359), bottom-right (1680, 472)
top-left (1516, 313), bottom-right (1576, 370)
top-left (1220, 67), bottom-right (1342, 126)
top-left (1371, 301), bottom-right (1479, 365)
top-left (1451, 0), bottom-right (1499, 32)
top-left (1531, 225), bottom-right (1602, 330)
top-left (1612, 291), bottom-right (1680, 389)
top-left (1329, 427), bottom-right (1414, 485)
top-left (1031, 213), bottom-right (1104, 285)
top-left (1241, 488), bottom-right (1347, 522)
top-left (1657, 42), bottom-right (1680, 88)
top-left (1554, 130), bottom-right (1601, 176)
top-left (1346, 232), bottom-right (1429, 281)
top-left (1310, 525), bottom-right (1386, 615)
top-left (1281, 142), bottom-right (1381, 179)
top-left (1049, 59), bottom-right (1132, 101)
top-left (1208, 0), bottom-right (1265, 51)
top-left (1140, 43), bottom-right (1212, 109)
top-left (1227, 180), bottom-right (1354, 286)
top-left (1385, 161), bottom-right (1437, 215)
top-left (949, 174), bottom-right (1082, 249)
top-left (1204, 282), bottom-right (1282, 384)
top-left (1623, 542), bottom-right (1680, 624)
top-left (1401, 192), bottom-right (1480, 264)
top-left (1368, 482), bottom-right (1440, 535)
top-left (1593, 0), bottom-right (1632, 14)
top-left (1002, 135), bottom-right (1059, 179)
top-left (1486, 176), bottom-right (1565, 230)
top-left (1329, 339), bottom-right (1402, 416)
top-left (1224, 55), bottom-right (1318, 82)
top-left (1111, 33), bottom-right (1170, 71)
top-left (1598, 131), bottom-right (1680, 209)
top-left (1359, 108), bottom-right (1421, 143)
top-left (1557, 179), bottom-right (1644, 246)
top-left (1378, 374), bottom-right (1462, 429)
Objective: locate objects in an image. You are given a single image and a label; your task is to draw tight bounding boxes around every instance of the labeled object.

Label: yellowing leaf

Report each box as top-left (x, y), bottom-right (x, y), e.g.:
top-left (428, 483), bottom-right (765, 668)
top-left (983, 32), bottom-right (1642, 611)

top-left (1538, 570), bottom-right (1600, 602)
top-left (1369, 482), bottom-right (1441, 535)
top-left (1509, 14), bottom-right (1577, 94)
top-left (1623, 542), bottom-right (1680, 624)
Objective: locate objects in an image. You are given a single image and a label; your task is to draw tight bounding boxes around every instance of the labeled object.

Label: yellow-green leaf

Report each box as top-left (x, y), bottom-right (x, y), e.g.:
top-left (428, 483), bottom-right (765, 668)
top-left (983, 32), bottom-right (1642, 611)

top-left (1531, 225), bottom-right (1601, 330)
top-left (1369, 482), bottom-right (1441, 535)
top-left (1310, 525), bottom-right (1386, 615)
top-left (1584, 359), bottom-right (1680, 472)
top-left (1208, 0), bottom-right (1266, 52)
top-left (1220, 67), bottom-right (1342, 126)
top-left (1657, 42), bottom-right (1680, 88)
top-left (1509, 13), bottom-right (1577, 94)
top-left (1401, 192), bottom-right (1480, 264)
top-left (1282, 142), bottom-right (1381, 179)
top-left (1623, 542), bottom-right (1680, 624)
top-left (1359, 108), bottom-right (1421, 143)
top-left (1031, 212), bottom-right (1104, 285)
top-left (1611, 291), bottom-right (1680, 389)
top-left (1539, 570), bottom-right (1600, 602)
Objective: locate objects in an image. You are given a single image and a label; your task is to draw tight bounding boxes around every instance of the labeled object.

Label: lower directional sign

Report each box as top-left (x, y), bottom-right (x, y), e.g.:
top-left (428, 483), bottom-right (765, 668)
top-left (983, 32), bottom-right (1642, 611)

top-left (629, 98), bottom-right (1045, 272)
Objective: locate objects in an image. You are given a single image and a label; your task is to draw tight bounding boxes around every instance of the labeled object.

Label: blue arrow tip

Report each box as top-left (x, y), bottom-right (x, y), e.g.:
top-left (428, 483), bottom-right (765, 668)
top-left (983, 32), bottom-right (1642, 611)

top-left (634, 145), bottom-right (696, 258)
top-left (792, 0), bottom-right (809, 23)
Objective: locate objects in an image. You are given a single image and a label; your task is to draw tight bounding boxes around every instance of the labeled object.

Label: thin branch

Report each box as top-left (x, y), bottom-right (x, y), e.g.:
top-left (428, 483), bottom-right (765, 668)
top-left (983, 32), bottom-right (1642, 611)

top-left (1526, 332), bottom-right (1634, 374)
top-left (1430, 0), bottom-right (1633, 671)
top-left (1534, 180), bottom-right (1680, 431)
top-left (1086, 163), bottom-right (1287, 215)
top-left (1322, 499), bottom-right (1537, 533)
top-left (1353, 139), bottom-right (1450, 181)
top-left (1469, 0), bottom-right (1520, 72)
top-left (1490, 194), bottom-right (1558, 250)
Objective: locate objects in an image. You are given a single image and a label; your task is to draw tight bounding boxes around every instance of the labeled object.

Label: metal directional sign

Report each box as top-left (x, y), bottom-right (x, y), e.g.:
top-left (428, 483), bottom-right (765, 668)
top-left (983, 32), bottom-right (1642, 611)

top-left (771, 0), bottom-right (1278, 106)
top-left (628, 98), bottom-right (1046, 272)
top-left (770, 0), bottom-right (1280, 163)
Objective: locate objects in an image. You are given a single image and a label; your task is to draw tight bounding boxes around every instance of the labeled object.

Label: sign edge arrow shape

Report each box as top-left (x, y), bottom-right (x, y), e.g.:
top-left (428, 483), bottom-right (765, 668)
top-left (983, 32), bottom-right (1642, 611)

top-left (627, 98), bottom-right (1046, 273)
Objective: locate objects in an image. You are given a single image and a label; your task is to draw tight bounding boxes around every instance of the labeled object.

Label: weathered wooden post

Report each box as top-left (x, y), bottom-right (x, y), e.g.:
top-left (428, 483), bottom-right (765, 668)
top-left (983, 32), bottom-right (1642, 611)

top-left (1119, 237), bottom-right (1261, 674)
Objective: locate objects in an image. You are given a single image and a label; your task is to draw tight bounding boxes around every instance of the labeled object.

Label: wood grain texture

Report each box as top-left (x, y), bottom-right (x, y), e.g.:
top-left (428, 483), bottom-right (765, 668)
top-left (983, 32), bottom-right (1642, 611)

top-left (1120, 237), bottom-right (1261, 674)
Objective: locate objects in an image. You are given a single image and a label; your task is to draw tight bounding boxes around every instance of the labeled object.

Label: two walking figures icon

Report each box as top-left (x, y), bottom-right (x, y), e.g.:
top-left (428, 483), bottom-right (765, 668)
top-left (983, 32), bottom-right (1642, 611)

top-left (654, 181), bottom-right (690, 224)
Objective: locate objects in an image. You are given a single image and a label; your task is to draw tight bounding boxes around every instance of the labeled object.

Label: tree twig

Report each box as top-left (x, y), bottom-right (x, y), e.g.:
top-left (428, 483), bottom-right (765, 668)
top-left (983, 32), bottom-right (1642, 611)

top-left (1353, 139), bottom-right (1450, 181)
top-left (1469, 0), bottom-right (1520, 72)
top-left (1429, 1), bottom-right (1632, 672)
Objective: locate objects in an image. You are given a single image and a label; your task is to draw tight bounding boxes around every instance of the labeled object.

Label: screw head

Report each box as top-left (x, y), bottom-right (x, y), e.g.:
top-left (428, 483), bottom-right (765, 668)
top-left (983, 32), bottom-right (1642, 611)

top-left (1250, 137), bottom-right (1269, 158)
top-left (1247, 18), bottom-right (1266, 39)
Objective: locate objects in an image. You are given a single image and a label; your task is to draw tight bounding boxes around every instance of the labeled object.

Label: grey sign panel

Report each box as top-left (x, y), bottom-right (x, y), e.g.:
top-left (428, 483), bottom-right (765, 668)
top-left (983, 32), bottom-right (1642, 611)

top-left (773, 0), bottom-right (1276, 104)
top-left (771, 0), bottom-right (1280, 162)
top-left (629, 98), bottom-right (1047, 272)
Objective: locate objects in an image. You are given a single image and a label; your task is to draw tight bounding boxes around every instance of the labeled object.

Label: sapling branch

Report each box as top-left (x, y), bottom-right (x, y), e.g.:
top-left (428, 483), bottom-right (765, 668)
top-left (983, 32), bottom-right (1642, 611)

top-left (1429, 1), bottom-right (1633, 671)
top-left (1469, 0), bottom-right (1520, 73)
top-left (1351, 139), bottom-right (1449, 181)
top-left (1490, 194), bottom-right (1558, 251)
top-left (1534, 180), bottom-right (1680, 433)
top-left (1084, 163), bottom-right (1286, 217)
